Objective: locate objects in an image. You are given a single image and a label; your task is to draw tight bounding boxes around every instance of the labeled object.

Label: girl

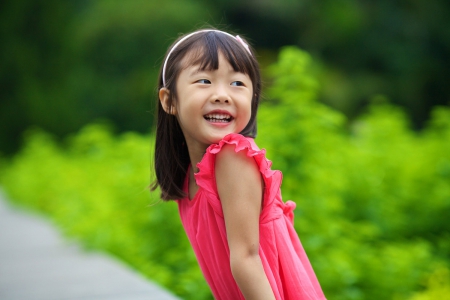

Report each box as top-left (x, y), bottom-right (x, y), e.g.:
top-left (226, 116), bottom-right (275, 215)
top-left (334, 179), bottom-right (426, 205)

top-left (152, 29), bottom-right (326, 300)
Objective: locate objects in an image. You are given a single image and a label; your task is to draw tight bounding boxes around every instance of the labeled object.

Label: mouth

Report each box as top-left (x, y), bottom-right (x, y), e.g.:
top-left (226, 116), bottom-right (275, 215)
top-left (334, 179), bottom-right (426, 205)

top-left (204, 113), bottom-right (233, 123)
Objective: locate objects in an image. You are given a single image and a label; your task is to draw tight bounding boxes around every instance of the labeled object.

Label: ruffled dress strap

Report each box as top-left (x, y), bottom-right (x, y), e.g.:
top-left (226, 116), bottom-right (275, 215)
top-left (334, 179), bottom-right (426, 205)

top-left (194, 133), bottom-right (287, 222)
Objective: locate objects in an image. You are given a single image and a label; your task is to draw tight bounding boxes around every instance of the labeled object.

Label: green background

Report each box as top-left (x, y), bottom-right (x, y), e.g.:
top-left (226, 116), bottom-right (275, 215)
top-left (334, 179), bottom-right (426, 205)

top-left (1, 1), bottom-right (449, 299)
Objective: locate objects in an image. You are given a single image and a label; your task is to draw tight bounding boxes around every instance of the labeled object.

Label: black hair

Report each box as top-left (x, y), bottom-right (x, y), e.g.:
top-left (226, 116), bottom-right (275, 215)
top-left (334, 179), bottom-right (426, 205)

top-left (151, 29), bottom-right (262, 200)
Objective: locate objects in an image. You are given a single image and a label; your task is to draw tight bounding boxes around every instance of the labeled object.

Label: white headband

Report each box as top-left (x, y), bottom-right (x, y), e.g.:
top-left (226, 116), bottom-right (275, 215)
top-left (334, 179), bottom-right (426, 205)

top-left (162, 30), bottom-right (252, 87)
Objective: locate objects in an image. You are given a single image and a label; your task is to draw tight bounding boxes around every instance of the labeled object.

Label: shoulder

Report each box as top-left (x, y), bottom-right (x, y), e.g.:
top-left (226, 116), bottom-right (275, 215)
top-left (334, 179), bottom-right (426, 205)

top-left (215, 142), bottom-right (258, 173)
top-left (208, 133), bottom-right (260, 156)
top-left (211, 133), bottom-right (260, 171)
top-left (214, 135), bottom-right (262, 193)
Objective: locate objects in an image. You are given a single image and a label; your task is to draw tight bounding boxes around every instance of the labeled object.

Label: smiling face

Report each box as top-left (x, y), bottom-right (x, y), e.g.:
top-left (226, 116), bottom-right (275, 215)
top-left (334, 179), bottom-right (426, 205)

top-left (154, 30), bottom-right (262, 199)
top-left (167, 51), bottom-right (253, 154)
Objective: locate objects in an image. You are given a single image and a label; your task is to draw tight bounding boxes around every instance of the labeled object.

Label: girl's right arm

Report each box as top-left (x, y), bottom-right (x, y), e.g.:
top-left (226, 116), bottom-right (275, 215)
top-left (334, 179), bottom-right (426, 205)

top-left (216, 144), bottom-right (276, 300)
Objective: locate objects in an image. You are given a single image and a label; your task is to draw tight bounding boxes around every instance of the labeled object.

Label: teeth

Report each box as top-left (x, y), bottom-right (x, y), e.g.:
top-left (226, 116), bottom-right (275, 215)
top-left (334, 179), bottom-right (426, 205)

top-left (205, 114), bottom-right (231, 120)
top-left (204, 113), bottom-right (232, 122)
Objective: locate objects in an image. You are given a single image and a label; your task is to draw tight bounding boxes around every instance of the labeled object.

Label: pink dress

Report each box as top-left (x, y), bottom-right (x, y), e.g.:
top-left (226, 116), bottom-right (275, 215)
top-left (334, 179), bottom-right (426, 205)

top-left (177, 133), bottom-right (326, 300)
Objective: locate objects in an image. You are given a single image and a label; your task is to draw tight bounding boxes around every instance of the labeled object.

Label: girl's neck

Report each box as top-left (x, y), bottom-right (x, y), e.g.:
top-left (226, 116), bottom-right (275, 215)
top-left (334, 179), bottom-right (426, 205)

top-left (188, 164), bottom-right (199, 200)
top-left (186, 142), bottom-right (208, 174)
top-left (186, 143), bottom-right (205, 200)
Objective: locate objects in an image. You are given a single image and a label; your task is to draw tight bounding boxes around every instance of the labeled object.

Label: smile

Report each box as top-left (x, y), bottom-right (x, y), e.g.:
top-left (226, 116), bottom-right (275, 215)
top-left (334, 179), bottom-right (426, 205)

top-left (204, 114), bottom-right (233, 123)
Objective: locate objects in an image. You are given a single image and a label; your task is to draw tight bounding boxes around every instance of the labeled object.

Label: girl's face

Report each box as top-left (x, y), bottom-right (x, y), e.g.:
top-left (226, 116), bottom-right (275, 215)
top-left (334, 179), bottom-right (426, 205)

top-left (169, 51), bottom-right (253, 153)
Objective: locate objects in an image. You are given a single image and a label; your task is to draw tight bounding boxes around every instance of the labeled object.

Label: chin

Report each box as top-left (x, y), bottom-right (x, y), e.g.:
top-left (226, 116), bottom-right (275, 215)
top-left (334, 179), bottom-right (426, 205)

top-left (208, 133), bottom-right (231, 144)
top-left (205, 127), bottom-right (243, 145)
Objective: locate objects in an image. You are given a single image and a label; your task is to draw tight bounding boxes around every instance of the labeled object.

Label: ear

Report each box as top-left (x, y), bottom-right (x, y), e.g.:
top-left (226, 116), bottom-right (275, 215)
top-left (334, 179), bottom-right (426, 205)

top-left (159, 88), bottom-right (177, 115)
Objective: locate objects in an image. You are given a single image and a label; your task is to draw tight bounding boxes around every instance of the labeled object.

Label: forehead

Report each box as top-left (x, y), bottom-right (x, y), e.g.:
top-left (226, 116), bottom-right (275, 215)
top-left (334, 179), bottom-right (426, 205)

top-left (180, 50), bottom-right (234, 73)
top-left (179, 44), bottom-right (219, 70)
top-left (177, 39), bottom-right (250, 75)
top-left (179, 46), bottom-right (208, 69)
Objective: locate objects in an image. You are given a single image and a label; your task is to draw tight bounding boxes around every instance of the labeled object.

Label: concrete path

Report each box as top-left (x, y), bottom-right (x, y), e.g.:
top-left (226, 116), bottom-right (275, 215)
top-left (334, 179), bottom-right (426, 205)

top-left (0, 191), bottom-right (179, 300)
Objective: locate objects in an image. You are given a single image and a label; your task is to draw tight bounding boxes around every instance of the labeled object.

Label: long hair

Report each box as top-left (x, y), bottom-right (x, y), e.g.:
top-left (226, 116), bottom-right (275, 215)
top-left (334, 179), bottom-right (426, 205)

top-left (151, 29), bottom-right (262, 200)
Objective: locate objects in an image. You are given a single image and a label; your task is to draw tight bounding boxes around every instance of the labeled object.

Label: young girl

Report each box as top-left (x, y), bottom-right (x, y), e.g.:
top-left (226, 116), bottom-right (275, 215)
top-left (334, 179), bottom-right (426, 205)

top-left (152, 28), bottom-right (326, 300)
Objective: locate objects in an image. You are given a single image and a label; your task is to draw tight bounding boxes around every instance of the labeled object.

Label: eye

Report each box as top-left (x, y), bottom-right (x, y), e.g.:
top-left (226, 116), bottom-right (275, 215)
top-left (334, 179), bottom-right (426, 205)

top-left (231, 81), bottom-right (245, 87)
top-left (197, 79), bottom-right (211, 84)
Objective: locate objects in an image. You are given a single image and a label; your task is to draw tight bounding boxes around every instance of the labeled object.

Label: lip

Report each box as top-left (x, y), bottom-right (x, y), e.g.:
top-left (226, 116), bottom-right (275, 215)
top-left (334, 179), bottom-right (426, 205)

top-left (204, 109), bottom-right (234, 117)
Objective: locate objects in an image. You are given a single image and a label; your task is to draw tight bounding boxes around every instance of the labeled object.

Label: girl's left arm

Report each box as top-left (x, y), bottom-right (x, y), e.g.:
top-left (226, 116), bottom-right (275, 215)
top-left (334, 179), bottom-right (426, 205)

top-left (216, 144), bottom-right (276, 300)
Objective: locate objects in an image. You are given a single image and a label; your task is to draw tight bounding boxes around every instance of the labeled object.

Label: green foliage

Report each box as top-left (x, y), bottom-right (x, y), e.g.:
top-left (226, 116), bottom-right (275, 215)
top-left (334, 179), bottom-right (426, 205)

top-left (0, 0), bottom-right (218, 154)
top-left (210, 0), bottom-right (450, 126)
top-left (2, 47), bottom-right (450, 299)
top-left (2, 0), bottom-right (449, 154)
top-left (0, 125), bottom-right (210, 299)
top-left (257, 47), bottom-right (450, 299)
top-left (407, 265), bottom-right (450, 300)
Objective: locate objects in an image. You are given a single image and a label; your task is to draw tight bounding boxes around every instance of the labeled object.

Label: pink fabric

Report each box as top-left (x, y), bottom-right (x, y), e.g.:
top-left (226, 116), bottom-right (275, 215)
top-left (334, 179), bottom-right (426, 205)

top-left (177, 133), bottom-right (326, 300)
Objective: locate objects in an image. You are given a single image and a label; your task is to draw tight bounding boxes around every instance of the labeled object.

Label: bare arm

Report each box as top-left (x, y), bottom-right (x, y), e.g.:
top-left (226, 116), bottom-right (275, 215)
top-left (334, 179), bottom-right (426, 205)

top-left (216, 145), bottom-right (276, 300)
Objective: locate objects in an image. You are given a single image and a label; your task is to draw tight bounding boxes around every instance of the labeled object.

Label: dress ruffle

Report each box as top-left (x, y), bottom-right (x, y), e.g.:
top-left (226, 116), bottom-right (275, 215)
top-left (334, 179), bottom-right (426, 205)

top-left (194, 133), bottom-right (290, 223)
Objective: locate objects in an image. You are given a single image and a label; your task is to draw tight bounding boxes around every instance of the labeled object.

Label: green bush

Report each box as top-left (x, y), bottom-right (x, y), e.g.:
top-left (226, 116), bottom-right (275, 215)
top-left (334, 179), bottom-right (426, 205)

top-left (0, 125), bottom-right (209, 299)
top-left (257, 47), bottom-right (450, 299)
top-left (1, 47), bottom-right (449, 299)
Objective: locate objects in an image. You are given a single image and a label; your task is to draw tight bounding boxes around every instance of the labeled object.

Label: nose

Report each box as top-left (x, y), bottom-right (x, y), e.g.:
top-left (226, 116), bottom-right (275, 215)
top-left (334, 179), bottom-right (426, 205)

top-left (214, 98), bottom-right (229, 103)
top-left (211, 84), bottom-right (230, 104)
